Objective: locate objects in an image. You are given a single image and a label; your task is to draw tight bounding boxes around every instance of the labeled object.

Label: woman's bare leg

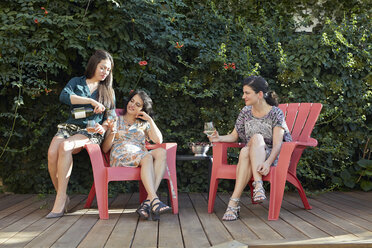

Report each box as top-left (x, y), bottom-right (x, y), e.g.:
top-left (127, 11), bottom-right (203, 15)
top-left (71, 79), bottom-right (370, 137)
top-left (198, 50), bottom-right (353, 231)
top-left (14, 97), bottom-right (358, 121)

top-left (47, 136), bottom-right (65, 192)
top-left (50, 134), bottom-right (90, 213)
top-left (223, 146), bottom-right (251, 220)
top-left (150, 148), bottom-right (167, 191)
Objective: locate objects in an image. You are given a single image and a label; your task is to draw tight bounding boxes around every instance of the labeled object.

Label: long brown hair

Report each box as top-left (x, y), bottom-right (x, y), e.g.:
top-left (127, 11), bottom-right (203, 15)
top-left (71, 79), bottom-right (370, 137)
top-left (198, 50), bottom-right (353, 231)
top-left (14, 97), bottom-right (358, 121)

top-left (85, 50), bottom-right (115, 109)
top-left (242, 76), bottom-right (279, 106)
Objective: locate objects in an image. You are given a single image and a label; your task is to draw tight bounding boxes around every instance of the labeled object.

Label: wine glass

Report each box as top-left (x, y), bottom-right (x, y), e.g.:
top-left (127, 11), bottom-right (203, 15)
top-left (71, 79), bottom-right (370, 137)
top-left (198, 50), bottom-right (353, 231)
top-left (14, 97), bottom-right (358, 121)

top-left (87, 120), bottom-right (96, 133)
top-left (106, 109), bottom-right (117, 124)
top-left (204, 122), bottom-right (216, 136)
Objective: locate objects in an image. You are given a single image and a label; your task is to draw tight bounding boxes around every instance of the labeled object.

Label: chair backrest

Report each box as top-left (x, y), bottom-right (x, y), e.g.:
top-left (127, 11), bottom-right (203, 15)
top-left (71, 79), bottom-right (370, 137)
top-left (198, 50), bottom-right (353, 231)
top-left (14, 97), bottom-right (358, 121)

top-left (278, 103), bottom-right (322, 142)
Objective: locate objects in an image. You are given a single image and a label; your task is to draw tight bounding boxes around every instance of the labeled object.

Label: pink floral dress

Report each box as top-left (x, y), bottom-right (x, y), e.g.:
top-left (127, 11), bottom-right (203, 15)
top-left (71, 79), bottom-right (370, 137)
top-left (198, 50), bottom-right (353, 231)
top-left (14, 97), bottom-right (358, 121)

top-left (110, 115), bottom-right (150, 167)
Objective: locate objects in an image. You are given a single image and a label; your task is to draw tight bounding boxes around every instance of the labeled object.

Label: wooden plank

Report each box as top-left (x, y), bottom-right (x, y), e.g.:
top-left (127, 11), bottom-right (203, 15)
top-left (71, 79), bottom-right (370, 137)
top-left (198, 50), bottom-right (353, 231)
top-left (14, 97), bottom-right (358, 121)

top-left (178, 193), bottom-right (210, 248)
top-left (210, 192), bottom-right (258, 243)
top-left (50, 195), bottom-right (101, 248)
top-left (158, 194), bottom-right (184, 248)
top-left (0, 194), bottom-right (34, 211)
top-left (297, 195), bottom-right (372, 232)
top-left (78, 195), bottom-right (125, 248)
top-left (315, 193), bottom-right (372, 222)
top-left (259, 196), bottom-right (329, 239)
top-left (189, 193), bottom-right (233, 246)
top-left (220, 194), bottom-right (283, 240)
top-left (0, 195), bottom-right (39, 221)
top-left (280, 198), bottom-right (354, 237)
top-left (285, 193), bottom-right (372, 239)
top-left (342, 191), bottom-right (372, 204)
top-left (0, 195), bottom-right (51, 230)
top-left (327, 191), bottom-right (372, 210)
top-left (130, 193), bottom-right (159, 248)
top-left (239, 194), bottom-right (308, 239)
top-left (104, 193), bottom-right (138, 248)
top-left (0, 196), bottom-right (78, 248)
top-left (0, 196), bottom-right (53, 245)
top-left (24, 196), bottom-right (109, 248)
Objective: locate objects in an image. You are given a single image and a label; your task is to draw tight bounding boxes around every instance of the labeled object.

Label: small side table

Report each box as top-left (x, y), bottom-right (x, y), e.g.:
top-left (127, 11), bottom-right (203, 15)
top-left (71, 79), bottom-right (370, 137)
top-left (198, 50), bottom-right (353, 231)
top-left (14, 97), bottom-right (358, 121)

top-left (176, 154), bottom-right (213, 196)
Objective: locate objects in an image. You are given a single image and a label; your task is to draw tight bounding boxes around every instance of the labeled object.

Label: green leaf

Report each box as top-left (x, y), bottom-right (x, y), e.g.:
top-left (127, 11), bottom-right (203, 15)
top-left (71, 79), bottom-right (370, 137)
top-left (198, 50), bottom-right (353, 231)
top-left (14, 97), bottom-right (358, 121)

top-left (357, 159), bottom-right (372, 168)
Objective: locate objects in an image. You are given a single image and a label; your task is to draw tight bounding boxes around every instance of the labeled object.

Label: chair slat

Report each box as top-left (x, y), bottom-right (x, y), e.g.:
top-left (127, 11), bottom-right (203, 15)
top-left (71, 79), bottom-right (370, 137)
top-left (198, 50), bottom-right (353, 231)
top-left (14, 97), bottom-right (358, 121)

top-left (284, 103), bottom-right (300, 134)
top-left (290, 103), bottom-right (310, 141)
top-left (298, 103), bottom-right (322, 142)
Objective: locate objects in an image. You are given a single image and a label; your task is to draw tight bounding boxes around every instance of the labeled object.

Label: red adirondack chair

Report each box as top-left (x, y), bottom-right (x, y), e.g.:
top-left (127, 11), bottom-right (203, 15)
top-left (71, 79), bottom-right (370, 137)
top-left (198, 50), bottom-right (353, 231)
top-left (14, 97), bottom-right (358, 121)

top-left (207, 103), bottom-right (322, 220)
top-left (84, 109), bottom-right (178, 219)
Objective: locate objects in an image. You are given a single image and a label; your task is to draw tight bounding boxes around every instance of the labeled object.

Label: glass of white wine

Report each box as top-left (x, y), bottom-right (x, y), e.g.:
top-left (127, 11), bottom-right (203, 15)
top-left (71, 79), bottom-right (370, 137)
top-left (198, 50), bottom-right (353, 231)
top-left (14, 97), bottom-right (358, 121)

top-left (106, 109), bottom-right (117, 124)
top-left (87, 120), bottom-right (96, 133)
top-left (204, 122), bottom-right (216, 136)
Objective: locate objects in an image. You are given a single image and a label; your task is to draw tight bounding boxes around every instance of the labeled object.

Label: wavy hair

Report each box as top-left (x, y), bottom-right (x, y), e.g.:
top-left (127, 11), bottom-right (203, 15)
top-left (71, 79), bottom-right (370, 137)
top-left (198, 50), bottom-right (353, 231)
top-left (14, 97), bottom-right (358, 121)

top-left (85, 50), bottom-right (115, 109)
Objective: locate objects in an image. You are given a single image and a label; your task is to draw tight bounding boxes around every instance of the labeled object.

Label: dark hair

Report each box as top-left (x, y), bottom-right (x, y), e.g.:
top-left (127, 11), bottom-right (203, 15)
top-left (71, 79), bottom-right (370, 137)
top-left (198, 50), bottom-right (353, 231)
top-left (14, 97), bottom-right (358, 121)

top-left (85, 50), bottom-right (115, 109)
top-left (242, 76), bottom-right (279, 106)
top-left (124, 90), bottom-right (154, 118)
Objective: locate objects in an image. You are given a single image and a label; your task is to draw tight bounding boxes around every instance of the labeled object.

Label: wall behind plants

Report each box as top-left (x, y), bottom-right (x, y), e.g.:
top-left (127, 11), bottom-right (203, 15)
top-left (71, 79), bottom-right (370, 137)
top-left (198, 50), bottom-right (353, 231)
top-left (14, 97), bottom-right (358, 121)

top-left (0, 0), bottom-right (371, 194)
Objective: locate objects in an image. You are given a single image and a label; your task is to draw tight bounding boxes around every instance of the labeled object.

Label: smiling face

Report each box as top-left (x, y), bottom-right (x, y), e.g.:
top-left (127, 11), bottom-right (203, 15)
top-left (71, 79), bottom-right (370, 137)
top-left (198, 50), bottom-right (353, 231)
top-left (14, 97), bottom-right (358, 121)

top-left (126, 94), bottom-right (144, 116)
top-left (92, 59), bottom-right (111, 82)
top-left (242, 85), bottom-right (261, 106)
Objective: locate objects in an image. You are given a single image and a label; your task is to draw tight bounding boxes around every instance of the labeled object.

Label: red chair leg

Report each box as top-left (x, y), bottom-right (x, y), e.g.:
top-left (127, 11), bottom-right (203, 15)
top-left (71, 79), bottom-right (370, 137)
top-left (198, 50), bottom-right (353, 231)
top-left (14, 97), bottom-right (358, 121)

top-left (95, 180), bottom-right (109, 220)
top-left (139, 181), bottom-right (147, 203)
top-left (208, 178), bottom-right (219, 213)
top-left (84, 184), bottom-right (96, 208)
top-left (268, 172), bottom-right (287, 220)
top-left (167, 177), bottom-right (178, 214)
top-left (287, 173), bottom-right (312, 210)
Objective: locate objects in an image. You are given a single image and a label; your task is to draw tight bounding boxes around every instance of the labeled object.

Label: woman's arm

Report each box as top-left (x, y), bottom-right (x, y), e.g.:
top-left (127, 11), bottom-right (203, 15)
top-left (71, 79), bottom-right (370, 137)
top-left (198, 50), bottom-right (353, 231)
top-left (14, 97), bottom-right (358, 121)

top-left (136, 111), bottom-right (162, 144)
top-left (101, 120), bottom-right (117, 153)
top-left (146, 118), bottom-right (163, 144)
top-left (257, 126), bottom-right (284, 175)
top-left (207, 128), bottom-right (239, 143)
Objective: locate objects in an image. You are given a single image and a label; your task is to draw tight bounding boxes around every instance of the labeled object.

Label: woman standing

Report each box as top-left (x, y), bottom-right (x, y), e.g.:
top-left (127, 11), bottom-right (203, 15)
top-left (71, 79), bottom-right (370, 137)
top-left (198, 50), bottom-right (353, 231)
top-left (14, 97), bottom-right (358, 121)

top-left (102, 90), bottom-right (171, 221)
top-left (207, 76), bottom-right (292, 221)
top-left (46, 50), bottom-right (115, 218)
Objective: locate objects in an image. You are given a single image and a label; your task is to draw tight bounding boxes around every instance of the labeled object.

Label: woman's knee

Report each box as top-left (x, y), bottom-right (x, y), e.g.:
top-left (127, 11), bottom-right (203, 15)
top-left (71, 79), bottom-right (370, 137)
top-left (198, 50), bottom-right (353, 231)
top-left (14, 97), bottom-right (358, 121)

top-left (239, 146), bottom-right (250, 160)
top-left (153, 148), bottom-right (167, 160)
top-left (249, 134), bottom-right (265, 146)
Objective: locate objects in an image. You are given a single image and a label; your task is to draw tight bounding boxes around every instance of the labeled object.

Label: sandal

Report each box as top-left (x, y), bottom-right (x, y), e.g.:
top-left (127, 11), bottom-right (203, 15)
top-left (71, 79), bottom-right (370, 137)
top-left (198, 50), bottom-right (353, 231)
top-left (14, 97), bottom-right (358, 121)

top-left (136, 199), bottom-right (150, 219)
top-left (252, 180), bottom-right (266, 203)
top-left (222, 198), bottom-right (240, 221)
top-left (149, 198), bottom-right (172, 221)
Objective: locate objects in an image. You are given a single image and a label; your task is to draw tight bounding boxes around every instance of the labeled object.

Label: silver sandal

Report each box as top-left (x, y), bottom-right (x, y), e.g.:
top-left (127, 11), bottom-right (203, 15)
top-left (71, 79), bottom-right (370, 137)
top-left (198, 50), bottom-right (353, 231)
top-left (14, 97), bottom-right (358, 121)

top-left (222, 198), bottom-right (240, 221)
top-left (252, 180), bottom-right (266, 203)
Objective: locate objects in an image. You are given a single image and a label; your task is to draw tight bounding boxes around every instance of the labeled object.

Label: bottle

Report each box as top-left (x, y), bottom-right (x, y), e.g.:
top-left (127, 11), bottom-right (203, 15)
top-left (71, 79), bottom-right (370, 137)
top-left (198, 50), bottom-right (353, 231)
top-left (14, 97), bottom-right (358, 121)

top-left (71, 107), bottom-right (94, 119)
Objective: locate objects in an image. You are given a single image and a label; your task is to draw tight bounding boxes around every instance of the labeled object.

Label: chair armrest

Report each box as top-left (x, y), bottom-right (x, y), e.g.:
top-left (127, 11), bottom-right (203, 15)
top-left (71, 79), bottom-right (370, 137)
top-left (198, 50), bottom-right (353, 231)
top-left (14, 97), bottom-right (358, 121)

top-left (84, 144), bottom-right (107, 172)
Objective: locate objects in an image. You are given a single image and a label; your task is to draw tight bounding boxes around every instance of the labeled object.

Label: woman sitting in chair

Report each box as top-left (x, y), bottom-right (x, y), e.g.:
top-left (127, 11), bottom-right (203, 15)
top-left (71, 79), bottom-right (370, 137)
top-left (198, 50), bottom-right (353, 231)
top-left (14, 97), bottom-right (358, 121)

top-left (102, 90), bottom-right (171, 221)
top-left (207, 76), bottom-right (292, 221)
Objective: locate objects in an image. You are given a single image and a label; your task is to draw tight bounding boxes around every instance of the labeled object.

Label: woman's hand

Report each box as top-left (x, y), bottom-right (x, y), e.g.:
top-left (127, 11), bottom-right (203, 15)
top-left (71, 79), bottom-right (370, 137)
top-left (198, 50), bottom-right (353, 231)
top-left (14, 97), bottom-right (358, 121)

top-left (94, 123), bottom-right (105, 135)
top-left (106, 118), bottom-right (117, 133)
top-left (257, 161), bottom-right (271, 176)
top-left (90, 99), bottom-right (106, 114)
top-left (136, 111), bottom-right (151, 122)
top-left (206, 130), bottom-right (220, 142)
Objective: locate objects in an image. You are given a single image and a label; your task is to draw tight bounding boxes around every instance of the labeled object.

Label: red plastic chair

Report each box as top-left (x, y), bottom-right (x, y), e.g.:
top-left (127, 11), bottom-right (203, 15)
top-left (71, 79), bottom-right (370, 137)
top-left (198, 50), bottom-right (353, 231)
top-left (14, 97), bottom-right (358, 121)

top-left (207, 103), bottom-right (322, 220)
top-left (84, 109), bottom-right (178, 219)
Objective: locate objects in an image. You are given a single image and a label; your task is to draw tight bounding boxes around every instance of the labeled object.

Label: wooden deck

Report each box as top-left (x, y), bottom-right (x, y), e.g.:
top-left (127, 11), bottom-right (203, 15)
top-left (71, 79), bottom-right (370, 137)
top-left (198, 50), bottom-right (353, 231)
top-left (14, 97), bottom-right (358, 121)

top-left (0, 191), bottom-right (371, 247)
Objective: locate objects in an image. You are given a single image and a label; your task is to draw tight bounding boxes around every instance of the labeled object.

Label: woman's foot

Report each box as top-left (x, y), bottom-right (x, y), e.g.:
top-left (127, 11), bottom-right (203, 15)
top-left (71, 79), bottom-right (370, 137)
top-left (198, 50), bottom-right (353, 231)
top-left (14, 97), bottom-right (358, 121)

top-left (252, 180), bottom-right (266, 203)
top-left (149, 198), bottom-right (171, 221)
top-left (222, 198), bottom-right (240, 221)
top-left (46, 195), bottom-right (69, 219)
top-left (136, 199), bottom-right (150, 219)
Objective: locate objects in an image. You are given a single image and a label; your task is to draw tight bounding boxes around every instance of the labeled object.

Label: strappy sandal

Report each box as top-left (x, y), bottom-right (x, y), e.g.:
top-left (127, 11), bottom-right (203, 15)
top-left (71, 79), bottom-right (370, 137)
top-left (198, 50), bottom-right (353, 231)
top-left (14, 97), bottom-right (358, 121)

top-left (136, 199), bottom-right (150, 219)
top-left (252, 180), bottom-right (266, 203)
top-left (149, 198), bottom-right (172, 221)
top-left (222, 198), bottom-right (240, 221)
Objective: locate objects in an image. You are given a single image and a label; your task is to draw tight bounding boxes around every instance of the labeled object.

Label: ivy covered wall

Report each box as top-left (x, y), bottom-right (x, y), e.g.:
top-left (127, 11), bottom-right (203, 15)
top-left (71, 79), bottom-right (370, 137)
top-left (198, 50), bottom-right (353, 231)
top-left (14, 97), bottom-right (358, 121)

top-left (0, 0), bottom-right (371, 194)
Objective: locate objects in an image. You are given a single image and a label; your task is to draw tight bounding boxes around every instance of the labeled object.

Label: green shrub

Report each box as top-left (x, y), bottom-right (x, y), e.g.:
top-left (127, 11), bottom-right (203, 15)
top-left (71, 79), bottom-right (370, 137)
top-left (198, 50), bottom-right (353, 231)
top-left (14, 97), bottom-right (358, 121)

top-left (0, 0), bottom-right (371, 193)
